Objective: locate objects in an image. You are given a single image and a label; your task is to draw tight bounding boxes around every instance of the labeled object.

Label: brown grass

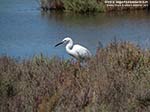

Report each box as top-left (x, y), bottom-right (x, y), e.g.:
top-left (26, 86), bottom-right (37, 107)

top-left (1, 42), bottom-right (150, 112)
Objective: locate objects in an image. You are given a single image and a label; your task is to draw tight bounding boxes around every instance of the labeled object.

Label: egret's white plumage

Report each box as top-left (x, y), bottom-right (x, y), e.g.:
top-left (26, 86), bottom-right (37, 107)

top-left (55, 37), bottom-right (91, 60)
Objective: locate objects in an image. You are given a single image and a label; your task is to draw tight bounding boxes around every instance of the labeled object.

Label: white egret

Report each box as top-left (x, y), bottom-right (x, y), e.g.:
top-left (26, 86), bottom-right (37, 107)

top-left (55, 37), bottom-right (91, 61)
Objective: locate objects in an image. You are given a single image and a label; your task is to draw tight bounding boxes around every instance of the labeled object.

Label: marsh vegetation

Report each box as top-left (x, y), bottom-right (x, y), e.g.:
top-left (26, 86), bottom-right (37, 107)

top-left (1, 42), bottom-right (150, 112)
top-left (40, 0), bottom-right (106, 12)
top-left (40, 0), bottom-right (149, 13)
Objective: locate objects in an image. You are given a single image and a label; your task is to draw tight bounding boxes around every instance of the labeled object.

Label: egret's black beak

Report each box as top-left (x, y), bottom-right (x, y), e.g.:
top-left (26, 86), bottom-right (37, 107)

top-left (55, 41), bottom-right (64, 47)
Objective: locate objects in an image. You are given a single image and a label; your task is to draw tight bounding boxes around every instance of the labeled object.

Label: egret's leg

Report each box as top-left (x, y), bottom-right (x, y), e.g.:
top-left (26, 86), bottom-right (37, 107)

top-left (73, 60), bottom-right (81, 70)
top-left (77, 60), bottom-right (82, 70)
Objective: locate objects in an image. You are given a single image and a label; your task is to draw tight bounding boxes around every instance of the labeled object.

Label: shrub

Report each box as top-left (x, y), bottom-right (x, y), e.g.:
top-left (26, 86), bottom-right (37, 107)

top-left (1, 42), bottom-right (150, 112)
top-left (40, 0), bottom-right (106, 13)
top-left (63, 0), bottom-right (106, 13)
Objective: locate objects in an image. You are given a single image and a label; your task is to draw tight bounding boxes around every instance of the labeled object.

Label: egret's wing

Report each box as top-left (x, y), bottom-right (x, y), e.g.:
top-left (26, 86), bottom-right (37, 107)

top-left (73, 44), bottom-right (91, 58)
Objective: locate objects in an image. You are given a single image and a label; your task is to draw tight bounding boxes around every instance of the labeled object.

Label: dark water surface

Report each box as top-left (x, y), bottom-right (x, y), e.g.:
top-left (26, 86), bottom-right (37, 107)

top-left (0, 0), bottom-right (150, 59)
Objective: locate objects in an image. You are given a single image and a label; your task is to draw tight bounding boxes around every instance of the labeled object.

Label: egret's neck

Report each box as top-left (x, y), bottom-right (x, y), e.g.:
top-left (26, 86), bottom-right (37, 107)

top-left (66, 40), bottom-right (73, 53)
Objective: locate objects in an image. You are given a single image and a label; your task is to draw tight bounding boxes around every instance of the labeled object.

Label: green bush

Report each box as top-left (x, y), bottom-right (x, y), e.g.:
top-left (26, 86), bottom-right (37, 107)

top-left (40, 0), bottom-right (106, 13)
top-left (63, 0), bottom-right (106, 13)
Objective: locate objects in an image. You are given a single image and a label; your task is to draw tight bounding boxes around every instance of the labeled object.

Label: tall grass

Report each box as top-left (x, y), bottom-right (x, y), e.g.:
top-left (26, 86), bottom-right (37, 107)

top-left (40, 0), bottom-right (106, 13)
top-left (1, 42), bottom-right (150, 112)
top-left (63, 0), bottom-right (106, 13)
top-left (40, 0), bottom-right (149, 13)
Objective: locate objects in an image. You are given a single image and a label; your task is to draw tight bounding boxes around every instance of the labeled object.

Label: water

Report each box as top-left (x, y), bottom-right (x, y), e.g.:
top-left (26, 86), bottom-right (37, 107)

top-left (0, 0), bottom-right (150, 59)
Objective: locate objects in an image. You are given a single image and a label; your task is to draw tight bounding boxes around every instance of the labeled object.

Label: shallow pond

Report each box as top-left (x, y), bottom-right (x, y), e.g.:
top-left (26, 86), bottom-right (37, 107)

top-left (0, 0), bottom-right (150, 59)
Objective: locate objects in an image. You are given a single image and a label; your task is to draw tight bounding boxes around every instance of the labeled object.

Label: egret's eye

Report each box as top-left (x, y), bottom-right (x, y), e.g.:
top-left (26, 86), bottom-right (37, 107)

top-left (64, 40), bottom-right (67, 43)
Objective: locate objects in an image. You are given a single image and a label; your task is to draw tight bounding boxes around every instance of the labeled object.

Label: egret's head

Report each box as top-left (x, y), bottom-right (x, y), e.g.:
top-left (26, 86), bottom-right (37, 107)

top-left (62, 37), bottom-right (72, 44)
top-left (55, 37), bottom-right (72, 47)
